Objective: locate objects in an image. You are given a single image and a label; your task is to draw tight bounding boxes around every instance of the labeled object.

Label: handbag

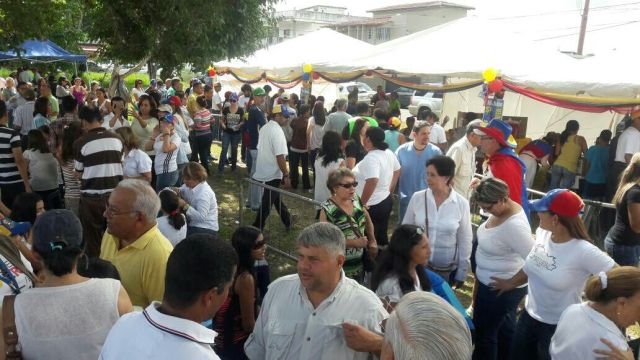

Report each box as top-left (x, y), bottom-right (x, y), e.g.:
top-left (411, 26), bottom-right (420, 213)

top-left (424, 190), bottom-right (458, 273)
top-left (2, 295), bottom-right (22, 360)
top-left (328, 198), bottom-right (376, 272)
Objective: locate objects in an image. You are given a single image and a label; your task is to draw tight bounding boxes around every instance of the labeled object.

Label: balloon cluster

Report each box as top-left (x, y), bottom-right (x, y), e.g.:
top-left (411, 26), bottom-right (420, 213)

top-left (302, 63), bottom-right (313, 81)
top-left (207, 66), bottom-right (217, 77)
top-left (482, 67), bottom-right (504, 94)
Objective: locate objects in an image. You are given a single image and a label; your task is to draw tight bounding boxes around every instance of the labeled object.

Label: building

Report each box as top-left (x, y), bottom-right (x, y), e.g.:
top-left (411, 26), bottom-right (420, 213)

top-left (331, 1), bottom-right (474, 44)
top-left (268, 5), bottom-right (368, 45)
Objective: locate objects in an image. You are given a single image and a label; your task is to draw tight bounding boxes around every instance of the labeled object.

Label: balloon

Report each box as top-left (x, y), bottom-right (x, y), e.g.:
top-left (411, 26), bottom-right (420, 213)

top-left (482, 68), bottom-right (497, 82)
top-left (302, 72), bottom-right (310, 81)
top-left (488, 79), bottom-right (504, 93)
top-left (302, 63), bottom-right (313, 73)
top-left (207, 66), bottom-right (216, 77)
top-left (312, 72), bottom-right (320, 80)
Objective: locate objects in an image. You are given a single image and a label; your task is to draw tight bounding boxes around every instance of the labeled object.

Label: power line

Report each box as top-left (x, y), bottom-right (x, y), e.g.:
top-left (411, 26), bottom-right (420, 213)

top-left (533, 20), bottom-right (640, 41)
top-left (488, 1), bottom-right (640, 20)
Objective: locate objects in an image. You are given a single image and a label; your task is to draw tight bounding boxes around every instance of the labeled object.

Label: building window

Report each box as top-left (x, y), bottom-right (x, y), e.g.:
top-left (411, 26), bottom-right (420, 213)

top-left (283, 29), bottom-right (291, 38)
top-left (368, 28), bottom-right (373, 39)
top-left (376, 27), bottom-right (390, 40)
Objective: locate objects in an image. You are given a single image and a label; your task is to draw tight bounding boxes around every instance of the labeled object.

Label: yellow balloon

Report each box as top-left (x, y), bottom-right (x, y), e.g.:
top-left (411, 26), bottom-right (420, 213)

top-left (303, 63), bottom-right (313, 73)
top-left (482, 68), bottom-right (497, 82)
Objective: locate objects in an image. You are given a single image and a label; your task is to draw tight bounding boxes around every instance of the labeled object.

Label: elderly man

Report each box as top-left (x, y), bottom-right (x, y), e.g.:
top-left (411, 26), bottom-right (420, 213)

top-left (252, 104), bottom-right (292, 230)
top-left (245, 222), bottom-right (388, 360)
top-left (324, 98), bottom-right (350, 134)
top-left (13, 88), bottom-right (36, 148)
top-left (446, 119), bottom-right (482, 199)
top-left (381, 292), bottom-right (472, 360)
top-left (395, 120), bottom-right (442, 221)
top-left (100, 234), bottom-right (237, 359)
top-left (100, 179), bottom-right (173, 308)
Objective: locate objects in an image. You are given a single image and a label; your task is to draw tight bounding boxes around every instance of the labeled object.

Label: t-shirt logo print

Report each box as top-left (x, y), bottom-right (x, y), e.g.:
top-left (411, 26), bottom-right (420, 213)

top-left (528, 244), bottom-right (557, 271)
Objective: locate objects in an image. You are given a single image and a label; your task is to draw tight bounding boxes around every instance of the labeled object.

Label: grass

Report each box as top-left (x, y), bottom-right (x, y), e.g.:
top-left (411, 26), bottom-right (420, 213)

top-left (206, 141), bottom-right (474, 307)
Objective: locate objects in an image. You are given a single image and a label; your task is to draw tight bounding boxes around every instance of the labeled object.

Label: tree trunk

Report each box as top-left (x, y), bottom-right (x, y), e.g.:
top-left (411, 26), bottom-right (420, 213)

top-left (107, 56), bottom-right (151, 102)
top-left (148, 60), bottom-right (157, 81)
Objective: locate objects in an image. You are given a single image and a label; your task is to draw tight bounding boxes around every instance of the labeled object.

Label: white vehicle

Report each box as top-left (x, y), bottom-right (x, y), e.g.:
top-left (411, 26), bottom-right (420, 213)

top-left (408, 90), bottom-right (443, 116)
top-left (337, 82), bottom-right (376, 104)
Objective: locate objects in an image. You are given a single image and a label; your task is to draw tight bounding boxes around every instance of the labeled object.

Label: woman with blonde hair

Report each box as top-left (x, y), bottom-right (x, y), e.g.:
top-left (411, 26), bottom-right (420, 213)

top-left (605, 153), bottom-right (640, 266)
top-left (551, 266), bottom-right (640, 360)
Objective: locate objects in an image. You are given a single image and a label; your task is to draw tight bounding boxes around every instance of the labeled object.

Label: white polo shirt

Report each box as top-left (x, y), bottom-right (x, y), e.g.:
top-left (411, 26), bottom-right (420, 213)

top-left (123, 148), bottom-right (152, 178)
top-left (429, 122), bottom-right (447, 145)
top-left (244, 271), bottom-right (388, 360)
top-left (615, 126), bottom-right (640, 162)
top-left (353, 149), bottom-right (401, 206)
top-left (446, 136), bottom-right (476, 199)
top-left (179, 181), bottom-right (219, 231)
top-left (550, 302), bottom-right (629, 360)
top-left (253, 120), bottom-right (288, 182)
top-left (99, 302), bottom-right (220, 360)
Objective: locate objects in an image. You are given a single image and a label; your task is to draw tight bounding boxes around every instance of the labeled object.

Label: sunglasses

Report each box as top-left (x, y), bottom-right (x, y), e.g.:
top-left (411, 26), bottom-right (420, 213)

top-left (254, 240), bottom-right (266, 249)
top-left (338, 182), bottom-right (358, 189)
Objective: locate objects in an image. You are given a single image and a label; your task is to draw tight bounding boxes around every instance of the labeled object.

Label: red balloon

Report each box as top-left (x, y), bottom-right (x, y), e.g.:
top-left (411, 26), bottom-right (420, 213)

top-left (488, 79), bottom-right (504, 93)
top-left (312, 72), bottom-right (320, 80)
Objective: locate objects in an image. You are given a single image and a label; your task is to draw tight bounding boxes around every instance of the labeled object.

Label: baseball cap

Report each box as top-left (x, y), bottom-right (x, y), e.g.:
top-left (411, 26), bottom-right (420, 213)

top-left (229, 93), bottom-right (238, 102)
top-left (280, 92), bottom-right (290, 101)
top-left (388, 117), bottom-right (401, 128)
top-left (157, 104), bottom-right (173, 113)
top-left (32, 210), bottom-right (83, 254)
top-left (272, 104), bottom-right (289, 117)
top-left (150, 79), bottom-right (157, 86)
top-left (168, 96), bottom-right (181, 107)
top-left (253, 87), bottom-right (266, 97)
top-left (160, 113), bottom-right (176, 124)
top-left (529, 189), bottom-right (584, 217)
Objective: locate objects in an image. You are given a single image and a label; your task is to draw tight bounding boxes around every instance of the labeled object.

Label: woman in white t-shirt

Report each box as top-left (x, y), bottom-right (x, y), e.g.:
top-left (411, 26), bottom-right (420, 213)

top-left (178, 162), bottom-right (218, 236)
top-left (157, 189), bottom-right (187, 246)
top-left (402, 155), bottom-right (473, 286)
top-left (491, 189), bottom-right (615, 360)
top-left (14, 210), bottom-right (133, 360)
top-left (353, 127), bottom-right (401, 247)
top-left (550, 266), bottom-right (640, 360)
top-left (314, 131), bottom-right (345, 208)
top-left (23, 129), bottom-right (62, 209)
top-left (115, 127), bottom-right (152, 182)
top-left (471, 177), bottom-right (534, 360)
top-left (144, 115), bottom-right (181, 191)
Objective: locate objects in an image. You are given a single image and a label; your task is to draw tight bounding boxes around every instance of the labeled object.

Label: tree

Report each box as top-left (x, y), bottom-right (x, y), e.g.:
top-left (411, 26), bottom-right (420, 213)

top-left (84, 0), bottom-right (277, 97)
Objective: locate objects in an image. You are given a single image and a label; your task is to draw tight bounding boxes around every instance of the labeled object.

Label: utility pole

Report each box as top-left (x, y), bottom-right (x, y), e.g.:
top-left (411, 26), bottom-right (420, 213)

top-left (577, 0), bottom-right (591, 55)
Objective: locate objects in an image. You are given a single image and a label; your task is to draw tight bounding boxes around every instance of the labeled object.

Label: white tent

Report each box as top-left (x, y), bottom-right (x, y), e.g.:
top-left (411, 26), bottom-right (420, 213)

top-left (215, 28), bottom-right (373, 79)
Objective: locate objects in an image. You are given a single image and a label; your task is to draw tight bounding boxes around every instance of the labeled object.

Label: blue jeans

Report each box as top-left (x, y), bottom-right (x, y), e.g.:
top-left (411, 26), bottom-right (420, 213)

top-left (219, 132), bottom-right (241, 172)
top-left (248, 149), bottom-right (263, 210)
top-left (155, 171), bottom-right (179, 192)
top-left (509, 311), bottom-right (556, 360)
top-left (549, 165), bottom-right (576, 190)
top-left (605, 236), bottom-right (640, 266)
top-left (473, 282), bottom-right (528, 360)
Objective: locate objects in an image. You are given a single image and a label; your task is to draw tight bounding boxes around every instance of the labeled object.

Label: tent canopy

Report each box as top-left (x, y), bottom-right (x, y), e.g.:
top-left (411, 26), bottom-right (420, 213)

top-left (0, 39), bottom-right (87, 63)
top-left (215, 28), bottom-right (372, 81)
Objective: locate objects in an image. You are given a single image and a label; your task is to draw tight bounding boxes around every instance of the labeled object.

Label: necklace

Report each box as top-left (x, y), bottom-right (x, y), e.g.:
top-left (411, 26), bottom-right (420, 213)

top-left (413, 143), bottom-right (426, 152)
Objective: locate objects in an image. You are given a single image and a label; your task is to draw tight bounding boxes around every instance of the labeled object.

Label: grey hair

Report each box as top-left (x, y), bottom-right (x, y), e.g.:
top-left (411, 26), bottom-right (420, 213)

top-left (335, 98), bottom-right (348, 111)
top-left (412, 120), bottom-right (431, 134)
top-left (326, 168), bottom-right (355, 192)
top-left (385, 292), bottom-right (472, 360)
top-left (296, 223), bottom-right (346, 256)
top-left (472, 177), bottom-right (509, 204)
top-left (116, 179), bottom-right (161, 222)
top-left (466, 119), bottom-right (483, 135)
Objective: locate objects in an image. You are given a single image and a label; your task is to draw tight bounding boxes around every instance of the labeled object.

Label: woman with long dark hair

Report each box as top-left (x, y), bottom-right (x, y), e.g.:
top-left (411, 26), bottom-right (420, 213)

top-left (289, 104), bottom-right (311, 190)
top-left (32, 96), bottom-right (50, 128)
top-left (213, 226), bottom-right (265, 360)
top-left (353, 126), bottom-right (400, 247)
top-left (307, 101), bottom-right (326, 170)
top-left (343, 117), bottom-right (370, 169)
top-left (605, 152), bottom-right (640, 266)
top-left (56, 121), bottom-right (83, 216)
top-left (550, 120), bottom-right (587, 190)
top-left (314, 131), bottom-right (345, 205)
top-left (157, 189), bottom-right (186, 246)
top-left (372, 224), bottom-right (432, 308)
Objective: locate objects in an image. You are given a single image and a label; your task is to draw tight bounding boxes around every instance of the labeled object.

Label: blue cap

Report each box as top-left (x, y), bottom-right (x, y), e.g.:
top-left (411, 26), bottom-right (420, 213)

top-left (529, 189), bottom-right (584, 217)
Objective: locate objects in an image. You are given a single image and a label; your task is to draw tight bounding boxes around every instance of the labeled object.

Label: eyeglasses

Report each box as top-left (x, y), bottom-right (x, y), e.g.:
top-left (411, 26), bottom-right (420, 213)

top-left (338, 182), bottom-right (358, 189)
top-left (254, 241), bottom-right (266, 249)
top-left (480, 136), bottom-right (494, 141)
top-left (104, 206), bottom-right (138, 217)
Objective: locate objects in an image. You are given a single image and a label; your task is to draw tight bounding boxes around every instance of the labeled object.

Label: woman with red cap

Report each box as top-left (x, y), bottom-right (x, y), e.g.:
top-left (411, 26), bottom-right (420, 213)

top-left (491, 189), bottom-right (615, 360)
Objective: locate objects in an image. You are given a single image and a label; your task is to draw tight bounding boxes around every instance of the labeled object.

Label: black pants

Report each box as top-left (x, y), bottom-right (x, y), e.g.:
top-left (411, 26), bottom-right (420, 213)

top-left (0, 182), bottom-right (25, 210)
top-left (194, 133), bottom-right (213, 174)
top-left (289, 151), bottom-right (310, 189)
top-left (34, 188), bottom-right (63, 210)
top-left (367, 194), bottom-right (393, 246)
top-left (79, 194), bottom-right (109, 258)
top-left (252, 179), bottom-right (291, 230)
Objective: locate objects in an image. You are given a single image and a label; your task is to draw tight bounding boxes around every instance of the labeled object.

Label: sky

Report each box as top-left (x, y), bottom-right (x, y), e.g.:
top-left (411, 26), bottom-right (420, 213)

top-left (275, 0), bottom-right (640, 54)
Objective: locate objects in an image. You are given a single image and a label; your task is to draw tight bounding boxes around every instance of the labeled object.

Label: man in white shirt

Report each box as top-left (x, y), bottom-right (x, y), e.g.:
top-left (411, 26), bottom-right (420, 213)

top-left (244, 223), bottom-right (388, 360)
top-left (252, 104), bottom-right (292, 230)
top-left (13, 88), bottom-right (36, 149)
top-left (18, 68), bottom-right (33, 84)
top-left (614, 111), bottom-right (640, 164)
top-left (446, 119), bottom-right (482, 199)
top-left (100, 234), bottom-right (237, 360)
top-left (420, 110), bottom-right (447, 152)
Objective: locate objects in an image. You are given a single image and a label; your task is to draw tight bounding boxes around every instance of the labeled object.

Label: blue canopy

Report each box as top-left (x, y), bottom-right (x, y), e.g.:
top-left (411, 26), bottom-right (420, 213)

top-left (0, 39), bottom-right (87, 63)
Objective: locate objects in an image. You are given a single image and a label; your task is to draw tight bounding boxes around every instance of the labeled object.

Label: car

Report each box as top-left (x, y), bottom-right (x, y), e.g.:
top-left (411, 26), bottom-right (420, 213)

top-left (337, 82), bottom-right (376, 104)
top-left (408, 90), bottom-right (443, 116)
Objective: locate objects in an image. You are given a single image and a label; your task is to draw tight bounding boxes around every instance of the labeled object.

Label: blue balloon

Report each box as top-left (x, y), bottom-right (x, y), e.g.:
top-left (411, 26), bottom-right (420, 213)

top-left (302, 73), bottom-right (310, 81)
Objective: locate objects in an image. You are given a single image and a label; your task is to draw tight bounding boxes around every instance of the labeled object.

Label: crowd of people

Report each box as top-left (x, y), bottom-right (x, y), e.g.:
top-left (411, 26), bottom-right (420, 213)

top-left (0, 68), bottom-right (638, 360)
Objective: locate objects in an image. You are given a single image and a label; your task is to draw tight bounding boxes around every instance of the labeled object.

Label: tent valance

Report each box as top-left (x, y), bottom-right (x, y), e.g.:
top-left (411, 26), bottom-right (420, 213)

top-left (0, 40), bottom-right (87, 63)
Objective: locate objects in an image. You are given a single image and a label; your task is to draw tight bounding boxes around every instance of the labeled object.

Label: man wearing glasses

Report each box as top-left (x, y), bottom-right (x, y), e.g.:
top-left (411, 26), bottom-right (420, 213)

top-left (100, 179), bottom-right (173, 308)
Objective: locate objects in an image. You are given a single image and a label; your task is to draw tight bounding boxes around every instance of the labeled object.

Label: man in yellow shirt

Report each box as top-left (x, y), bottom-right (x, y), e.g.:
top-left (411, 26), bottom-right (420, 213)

top-left (100, 179), bottom-right (173, 308)
top-left (187, 79), bottom-right (204, 118)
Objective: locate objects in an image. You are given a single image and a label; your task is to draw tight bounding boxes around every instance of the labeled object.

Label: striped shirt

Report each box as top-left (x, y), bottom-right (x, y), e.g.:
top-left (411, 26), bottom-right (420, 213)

top-left (61, 160), bottom-right (81, 198)
top-left (13, 101), bottom-right (35, 136)
top-left (0, 126), bottom-right (23, 184)
top-left (73, 128), bottom-right (123, 195)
